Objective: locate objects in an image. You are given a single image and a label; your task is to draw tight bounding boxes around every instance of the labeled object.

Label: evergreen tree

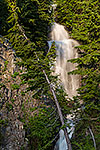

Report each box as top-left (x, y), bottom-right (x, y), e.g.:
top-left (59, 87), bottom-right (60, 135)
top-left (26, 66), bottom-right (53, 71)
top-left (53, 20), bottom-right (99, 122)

top-left (0, 0), bottom-right (9, 35)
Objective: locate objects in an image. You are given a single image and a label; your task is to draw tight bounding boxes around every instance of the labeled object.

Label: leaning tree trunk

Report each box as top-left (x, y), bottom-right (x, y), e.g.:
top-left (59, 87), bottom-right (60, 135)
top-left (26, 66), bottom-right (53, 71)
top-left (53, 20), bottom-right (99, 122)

top-left (18, 23), bottom-right (72, 150)
top-left (12, 6), bottom-right (72, 148)
top-left (43, 70), bottom-right (72, 150)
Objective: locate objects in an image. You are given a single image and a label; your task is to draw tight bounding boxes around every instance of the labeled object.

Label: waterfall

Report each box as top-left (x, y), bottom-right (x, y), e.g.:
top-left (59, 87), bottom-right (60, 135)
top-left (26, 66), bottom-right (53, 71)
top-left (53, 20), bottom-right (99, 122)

top-left (54, 129), bottom-right (68, 150)
top-left (50, 23), bottom-right (69, 40)
top-left (48, 23), bottom-right (80, 98)
top-left (48, 23), bottom-right (80, 150)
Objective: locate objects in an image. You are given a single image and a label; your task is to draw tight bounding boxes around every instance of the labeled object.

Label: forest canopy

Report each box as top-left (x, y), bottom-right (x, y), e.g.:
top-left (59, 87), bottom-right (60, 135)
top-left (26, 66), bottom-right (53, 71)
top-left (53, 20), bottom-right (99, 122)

top-left (0, 0), bottom-right (100, 150)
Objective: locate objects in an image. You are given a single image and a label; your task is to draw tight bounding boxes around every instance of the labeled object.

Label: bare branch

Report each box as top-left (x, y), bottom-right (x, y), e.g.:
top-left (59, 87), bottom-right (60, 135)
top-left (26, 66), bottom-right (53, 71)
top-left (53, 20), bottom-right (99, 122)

top-left (89, 127), bottom-right (96, 150)
top-left (46, 116), bottom-right (59, 127)
top-left (11, 10), bottom-right (72, 149)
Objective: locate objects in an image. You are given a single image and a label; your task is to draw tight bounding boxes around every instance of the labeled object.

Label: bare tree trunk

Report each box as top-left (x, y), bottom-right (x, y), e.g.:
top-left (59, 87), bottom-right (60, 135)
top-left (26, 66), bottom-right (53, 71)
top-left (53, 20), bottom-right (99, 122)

top-left (16, 22), bottom-right (72, 150)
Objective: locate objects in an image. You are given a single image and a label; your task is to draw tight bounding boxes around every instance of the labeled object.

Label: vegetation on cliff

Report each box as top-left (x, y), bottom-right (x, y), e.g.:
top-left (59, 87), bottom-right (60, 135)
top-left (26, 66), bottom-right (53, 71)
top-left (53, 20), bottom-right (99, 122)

top-left (0, 0), bottom-right (100, 150)
top-left (0, 0), bottom-right (69, 149)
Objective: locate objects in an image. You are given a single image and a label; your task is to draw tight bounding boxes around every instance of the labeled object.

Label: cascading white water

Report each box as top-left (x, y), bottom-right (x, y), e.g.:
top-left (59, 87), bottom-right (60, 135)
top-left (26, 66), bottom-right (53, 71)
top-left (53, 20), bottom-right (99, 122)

top-left (50, 23), bottom-right (69, 40)
top-left (48, 23), bottom-right (80, 98)
top-left (48, 23), bottom-right (80, 150)
top-left (54, 129), bottom-right (68, 150)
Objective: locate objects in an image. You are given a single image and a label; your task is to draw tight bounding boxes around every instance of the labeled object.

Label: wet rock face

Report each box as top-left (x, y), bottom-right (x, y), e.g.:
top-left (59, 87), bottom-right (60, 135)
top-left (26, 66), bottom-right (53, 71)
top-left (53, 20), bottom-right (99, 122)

top-left (1, 120), bottom-right (26, 150)
top-left (0, 37), bottom-right (30, 150)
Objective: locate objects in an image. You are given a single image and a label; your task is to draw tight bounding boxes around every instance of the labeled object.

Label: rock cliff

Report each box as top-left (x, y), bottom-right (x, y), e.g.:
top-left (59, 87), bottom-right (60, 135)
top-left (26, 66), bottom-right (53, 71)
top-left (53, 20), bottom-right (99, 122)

top-left (0, 36), bottom-right (35, 150)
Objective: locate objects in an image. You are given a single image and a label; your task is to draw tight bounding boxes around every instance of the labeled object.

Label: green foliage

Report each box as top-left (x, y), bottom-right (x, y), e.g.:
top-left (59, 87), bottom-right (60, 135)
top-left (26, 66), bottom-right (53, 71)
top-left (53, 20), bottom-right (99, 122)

top-left (24, 107), bottom-right (60, 150)
top-left (0, 2), bottom-right (65, 149)
top-left (10, 98), bottom-right (15, 103)
top-left (4, 0), bottom-right (58, 102)
top-left (11, 72), bottom-right (19, 78)
top-left (0, 0), bottom-right (9, 35)
top-left (55, 0), bottom-right (100, 149)
top-left (20, 91), bottom-right (25, 96)
top-left (2, 61), bottom-right (8, 72)
top-left (6, 102), bottom-right (13, 111)
top-left (11, 83), bottom-right (20, 90)
top-left (1, 0), bottom-right (100, 149)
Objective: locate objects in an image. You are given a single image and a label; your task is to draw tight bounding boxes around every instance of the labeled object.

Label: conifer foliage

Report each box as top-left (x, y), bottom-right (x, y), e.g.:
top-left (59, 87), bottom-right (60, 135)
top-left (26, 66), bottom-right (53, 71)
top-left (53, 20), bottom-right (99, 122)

top-left (0, 0), bottom-right (70, 150)
top-left (0, 0), bottom-right (100, 149)
top-left (56, 0), bottom-right (100, 149)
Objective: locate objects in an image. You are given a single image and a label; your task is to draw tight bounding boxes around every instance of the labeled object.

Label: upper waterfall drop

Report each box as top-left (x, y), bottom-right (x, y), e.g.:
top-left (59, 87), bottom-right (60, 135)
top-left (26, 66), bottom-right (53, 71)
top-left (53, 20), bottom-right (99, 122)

top-left (48, 23), bottom-right (80, 98)
top-left (50, 23), bottom-right (69, 41)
